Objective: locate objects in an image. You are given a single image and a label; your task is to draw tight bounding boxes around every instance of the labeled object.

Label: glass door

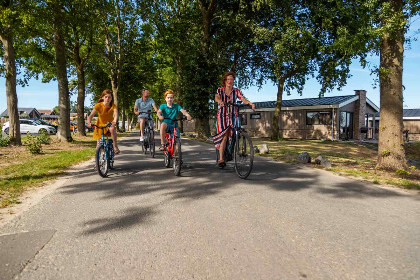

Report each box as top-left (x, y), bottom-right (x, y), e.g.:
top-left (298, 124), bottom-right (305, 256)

top-left (339, 112), bottom-right (353, 140)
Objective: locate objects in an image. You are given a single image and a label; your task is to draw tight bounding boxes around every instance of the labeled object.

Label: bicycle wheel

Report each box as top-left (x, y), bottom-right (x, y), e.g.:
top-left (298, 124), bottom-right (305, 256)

top-left (164, 151), bottom-right (171, 168)
top-left (149, 129), bottom-right (155, 158)
top-left (96, 145), bottom-right (108, 177)
top-left (108, 145), bottom-right (115, 170)
top-left (234, 131), bottom-right (254, 179)
top-left (173, 138), bottom-right (182, 176)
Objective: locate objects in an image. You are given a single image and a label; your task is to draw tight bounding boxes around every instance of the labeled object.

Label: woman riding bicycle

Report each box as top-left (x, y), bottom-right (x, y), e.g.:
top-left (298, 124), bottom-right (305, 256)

top-left (157, 89), bottom-right (191, 151)
top-left (87, 89), bottom-right (120, 154)
top-left (213, 72), bottom-right (255, 167)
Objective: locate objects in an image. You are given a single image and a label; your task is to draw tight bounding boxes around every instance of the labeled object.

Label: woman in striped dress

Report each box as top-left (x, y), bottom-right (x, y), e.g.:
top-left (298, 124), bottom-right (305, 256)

top-left (213, 72), bottom-right (255, 167)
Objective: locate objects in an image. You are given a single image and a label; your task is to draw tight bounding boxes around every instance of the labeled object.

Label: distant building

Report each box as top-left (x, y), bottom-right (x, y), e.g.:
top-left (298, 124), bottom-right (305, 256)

top-left (0, 108), bottom-right (42, 119)
top-left (38, 109), bottom-right (57, 116)
top-left (239, 90), bottom-right (379, 140)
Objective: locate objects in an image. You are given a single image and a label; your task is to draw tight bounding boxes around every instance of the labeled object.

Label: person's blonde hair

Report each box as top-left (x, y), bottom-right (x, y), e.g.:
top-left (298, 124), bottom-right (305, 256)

top-left (164, 89), bottom-right (175, 98)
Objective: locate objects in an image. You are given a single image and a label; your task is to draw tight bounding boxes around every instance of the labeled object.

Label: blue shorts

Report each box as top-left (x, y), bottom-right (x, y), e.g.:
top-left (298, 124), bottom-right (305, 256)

top-left (164, 122), bottom-right (180, 138)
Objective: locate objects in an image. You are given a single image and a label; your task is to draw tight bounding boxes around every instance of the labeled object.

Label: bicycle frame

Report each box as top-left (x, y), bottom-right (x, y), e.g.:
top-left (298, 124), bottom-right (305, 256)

top-left (165, 126), bottom-right (178, 158)
top-left (224, 103), bottom-right (243, 161)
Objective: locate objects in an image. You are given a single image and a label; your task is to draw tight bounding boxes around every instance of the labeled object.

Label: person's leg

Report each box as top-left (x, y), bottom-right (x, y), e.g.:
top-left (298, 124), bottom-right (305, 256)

top-left (139, 118), bottom-right (145, 140)
top-left (160, 122), bottom-right (167, 149)
top-left (109, 126), bottom-right (119, 153)
top-left (219, 132), bottom-right (229, 162)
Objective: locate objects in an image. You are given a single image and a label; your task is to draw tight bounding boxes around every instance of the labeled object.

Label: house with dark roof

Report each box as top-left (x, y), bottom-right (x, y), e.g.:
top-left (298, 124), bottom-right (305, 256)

top-left (239, 90), bottom-right (379, 140)
top-left (0, 108), bottom-right (41, 119)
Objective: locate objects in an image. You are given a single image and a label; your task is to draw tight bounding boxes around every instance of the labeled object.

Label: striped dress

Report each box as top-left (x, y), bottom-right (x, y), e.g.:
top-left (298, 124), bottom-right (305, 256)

top-left (212, 87), bottom-right (244, 149)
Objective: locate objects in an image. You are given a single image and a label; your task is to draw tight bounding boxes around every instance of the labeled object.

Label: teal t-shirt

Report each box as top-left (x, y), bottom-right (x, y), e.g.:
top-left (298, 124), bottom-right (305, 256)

top-left (159, 103), bottom-right (182, 125)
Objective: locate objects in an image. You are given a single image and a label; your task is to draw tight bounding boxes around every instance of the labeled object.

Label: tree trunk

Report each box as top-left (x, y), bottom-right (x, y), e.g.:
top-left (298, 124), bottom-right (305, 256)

top-left (195, 116), bottom-right (210, 139)
top-left (175, 56), bottom-right (183, 133)
top-left (376, 0), bottom-right (407, 170)
top-left (76, 66), bottom-right (86, 136)
top-left (271, 79), bottom-right (284, 140)
top-left (0, 31), bottom-right (21, 145)
top-left (54, 14), bottom-right (72, 142)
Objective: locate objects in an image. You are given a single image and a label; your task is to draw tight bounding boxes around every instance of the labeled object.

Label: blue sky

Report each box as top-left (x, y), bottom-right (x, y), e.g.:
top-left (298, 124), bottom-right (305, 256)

top-left (1, 18), bottom-right (419, 113)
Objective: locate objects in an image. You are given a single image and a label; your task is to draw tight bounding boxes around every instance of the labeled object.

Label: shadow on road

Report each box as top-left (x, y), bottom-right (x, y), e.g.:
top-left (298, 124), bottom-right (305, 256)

top-left (61, 134), bottom-right (414, 235)
top-left (82, 206), bottom-right (157, 235)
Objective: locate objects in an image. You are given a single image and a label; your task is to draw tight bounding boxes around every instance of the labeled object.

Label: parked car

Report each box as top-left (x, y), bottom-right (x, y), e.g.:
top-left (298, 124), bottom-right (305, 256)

top-left (30, 119), bottom-right (59, 131)
top-left (2, 119), bottom-right (56, 135)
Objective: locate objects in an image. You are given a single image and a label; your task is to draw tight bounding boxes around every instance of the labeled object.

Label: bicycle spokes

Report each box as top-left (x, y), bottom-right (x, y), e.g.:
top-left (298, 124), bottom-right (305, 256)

top-left (234, 132), bottom-right (254, 179)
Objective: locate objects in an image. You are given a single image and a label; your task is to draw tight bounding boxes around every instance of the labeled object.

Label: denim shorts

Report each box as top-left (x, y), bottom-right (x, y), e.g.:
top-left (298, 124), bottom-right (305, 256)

top-left (165, 123), bottom-right (180, 138)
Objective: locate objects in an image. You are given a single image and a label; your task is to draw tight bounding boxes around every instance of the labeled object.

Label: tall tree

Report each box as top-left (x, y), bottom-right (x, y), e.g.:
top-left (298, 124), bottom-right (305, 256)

top-left (66, 1), bottom-right (97, 136)
top-left (0, 0), bottom-right (21, 145)
top-left (251, 1), bottom-right (319, 139)
top-left (52, 1), bottom-right (72, 141)
top-left (376, 0), bottom-right (418, 170)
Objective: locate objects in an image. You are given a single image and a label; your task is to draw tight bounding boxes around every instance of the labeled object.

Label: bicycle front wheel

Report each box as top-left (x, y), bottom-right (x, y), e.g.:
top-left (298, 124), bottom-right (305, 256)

top-left (149, 129), bottom-right (155, 158)
top-left (234, 131), bottom-right (254, 179)
top-left (96, 145), bottom-right (108, 177)
top-left (173, 138), bottom-right (182, 176)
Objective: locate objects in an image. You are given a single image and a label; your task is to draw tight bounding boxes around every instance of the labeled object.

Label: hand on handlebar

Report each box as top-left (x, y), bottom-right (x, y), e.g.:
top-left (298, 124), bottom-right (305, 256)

top-left (158, 115), bottom-right (164, 120)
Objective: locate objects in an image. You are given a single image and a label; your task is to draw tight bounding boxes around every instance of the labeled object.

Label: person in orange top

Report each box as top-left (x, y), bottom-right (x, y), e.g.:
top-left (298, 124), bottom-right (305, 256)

top-left (87, 89), bottom-right (120, 154)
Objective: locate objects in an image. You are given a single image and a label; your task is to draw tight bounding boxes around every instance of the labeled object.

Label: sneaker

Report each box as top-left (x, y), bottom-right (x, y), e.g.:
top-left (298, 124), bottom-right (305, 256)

top-left (140, 136), bottom-right (144, 142)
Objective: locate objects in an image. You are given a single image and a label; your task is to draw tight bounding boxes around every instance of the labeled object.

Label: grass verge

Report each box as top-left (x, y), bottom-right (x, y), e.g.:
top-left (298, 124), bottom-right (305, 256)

top-left (253, 138), bottom-right (420, 190)
top-left (0, 132), bottom-right (129, 208)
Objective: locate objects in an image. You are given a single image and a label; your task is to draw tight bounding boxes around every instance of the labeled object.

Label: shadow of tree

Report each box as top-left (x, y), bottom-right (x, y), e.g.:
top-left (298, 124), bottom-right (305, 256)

top-left (316, 181), bottom-right (405, 199)
top-left (82, 206), bottom-right (157, 235)
top-left (61, 133), bottom-right (415, 236)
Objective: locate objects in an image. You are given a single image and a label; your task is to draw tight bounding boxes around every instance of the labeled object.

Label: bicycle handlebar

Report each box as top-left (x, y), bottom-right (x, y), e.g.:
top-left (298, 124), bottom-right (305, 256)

top-left (91, 122), bottom-right (113, 129)
top-left (222, 102), bottom-right (245, 108)
top-left (164, 116), bottom-right (188, 121)
top-left (138, 111), bottom-right (156, 114)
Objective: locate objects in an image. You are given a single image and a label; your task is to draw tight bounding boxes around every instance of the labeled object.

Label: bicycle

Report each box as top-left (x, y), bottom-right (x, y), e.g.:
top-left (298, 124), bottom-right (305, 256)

top-left (138, 111), bottom-right (156, 158)
top-left (215, 102), bottom-right (254, 179)
top-left (162, 117), bottom-right (186, 176)
top-left (92, 122), bottom-right (115, 177)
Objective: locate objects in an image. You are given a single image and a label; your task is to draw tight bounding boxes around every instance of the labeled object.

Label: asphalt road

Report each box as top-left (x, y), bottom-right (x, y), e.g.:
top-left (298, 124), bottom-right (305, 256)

top-left (1, 132), bottom-right (419, 279)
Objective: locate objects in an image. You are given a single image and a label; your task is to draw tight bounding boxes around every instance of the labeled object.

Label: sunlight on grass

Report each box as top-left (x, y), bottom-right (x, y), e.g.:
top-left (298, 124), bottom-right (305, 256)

top-left (254, 138), bottom-right (420, 190)
top-left (0, 148), bottom-right (95, 208)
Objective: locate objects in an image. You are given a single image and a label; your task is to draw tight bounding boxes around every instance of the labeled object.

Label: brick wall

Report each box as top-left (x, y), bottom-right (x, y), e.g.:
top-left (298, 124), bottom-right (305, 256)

top-left (354, 90), bottom-right (367, 140)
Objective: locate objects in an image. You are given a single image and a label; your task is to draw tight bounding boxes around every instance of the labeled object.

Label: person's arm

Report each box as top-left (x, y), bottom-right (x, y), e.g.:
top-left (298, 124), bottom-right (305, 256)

top-left (157, 109), bottom-right (164, 120)
top-left (87, 109), bottom-right (97, 127)
top-left (112, 108), bottom-right (118, 125)
top-left (134, 104), bottom-right (139, 115)
top-left (152, 103), bottom-right (159, 113)
top-left (180, 108), bottom-right (192, 121)
top-left (240, 96), bottom-right (255, 110)
top-left (215, 93), bottom-right (224, 107)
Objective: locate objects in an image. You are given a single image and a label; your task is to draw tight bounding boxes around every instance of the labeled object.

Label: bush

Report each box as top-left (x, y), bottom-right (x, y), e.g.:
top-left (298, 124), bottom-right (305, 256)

top-left (23, 134), bottom-right (42, 154)
top-left (37, 130), bottom-right (51, 145)
top-left (0, 135), bottom-right (10, 147)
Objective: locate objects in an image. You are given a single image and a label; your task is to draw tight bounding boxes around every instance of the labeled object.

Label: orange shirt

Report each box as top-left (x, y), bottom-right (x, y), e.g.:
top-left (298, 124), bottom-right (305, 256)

top-left (93, 102), bottom-right (116, 139)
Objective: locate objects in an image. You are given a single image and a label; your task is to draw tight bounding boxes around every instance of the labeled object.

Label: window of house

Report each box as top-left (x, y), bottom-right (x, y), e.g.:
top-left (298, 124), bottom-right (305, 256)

top-left (306, 111), bottom-right (331, 125)
top-left (250, 113), bottom-right (261, 120)
top-left (241, 113), bottom-right (247, 125)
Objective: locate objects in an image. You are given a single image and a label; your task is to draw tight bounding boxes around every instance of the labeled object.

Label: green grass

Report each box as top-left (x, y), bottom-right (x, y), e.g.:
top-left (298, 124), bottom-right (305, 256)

top-left (253, 138), bottom-right (420, 190)
top-left (0, 148), bottom-right (95, 208)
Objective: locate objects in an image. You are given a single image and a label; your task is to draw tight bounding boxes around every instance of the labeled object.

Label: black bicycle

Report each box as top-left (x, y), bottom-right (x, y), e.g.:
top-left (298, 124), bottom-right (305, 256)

top-left (215, 102), bottom-right (254, 179)
top-left (138, 111), bottom-right (156, 158)
top-left (92, 122), bottom-right (115, 177)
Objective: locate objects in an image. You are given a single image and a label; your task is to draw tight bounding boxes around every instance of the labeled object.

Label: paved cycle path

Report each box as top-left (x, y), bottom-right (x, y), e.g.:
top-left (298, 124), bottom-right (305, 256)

top-left (1, 132), bottom-right (419, 279)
